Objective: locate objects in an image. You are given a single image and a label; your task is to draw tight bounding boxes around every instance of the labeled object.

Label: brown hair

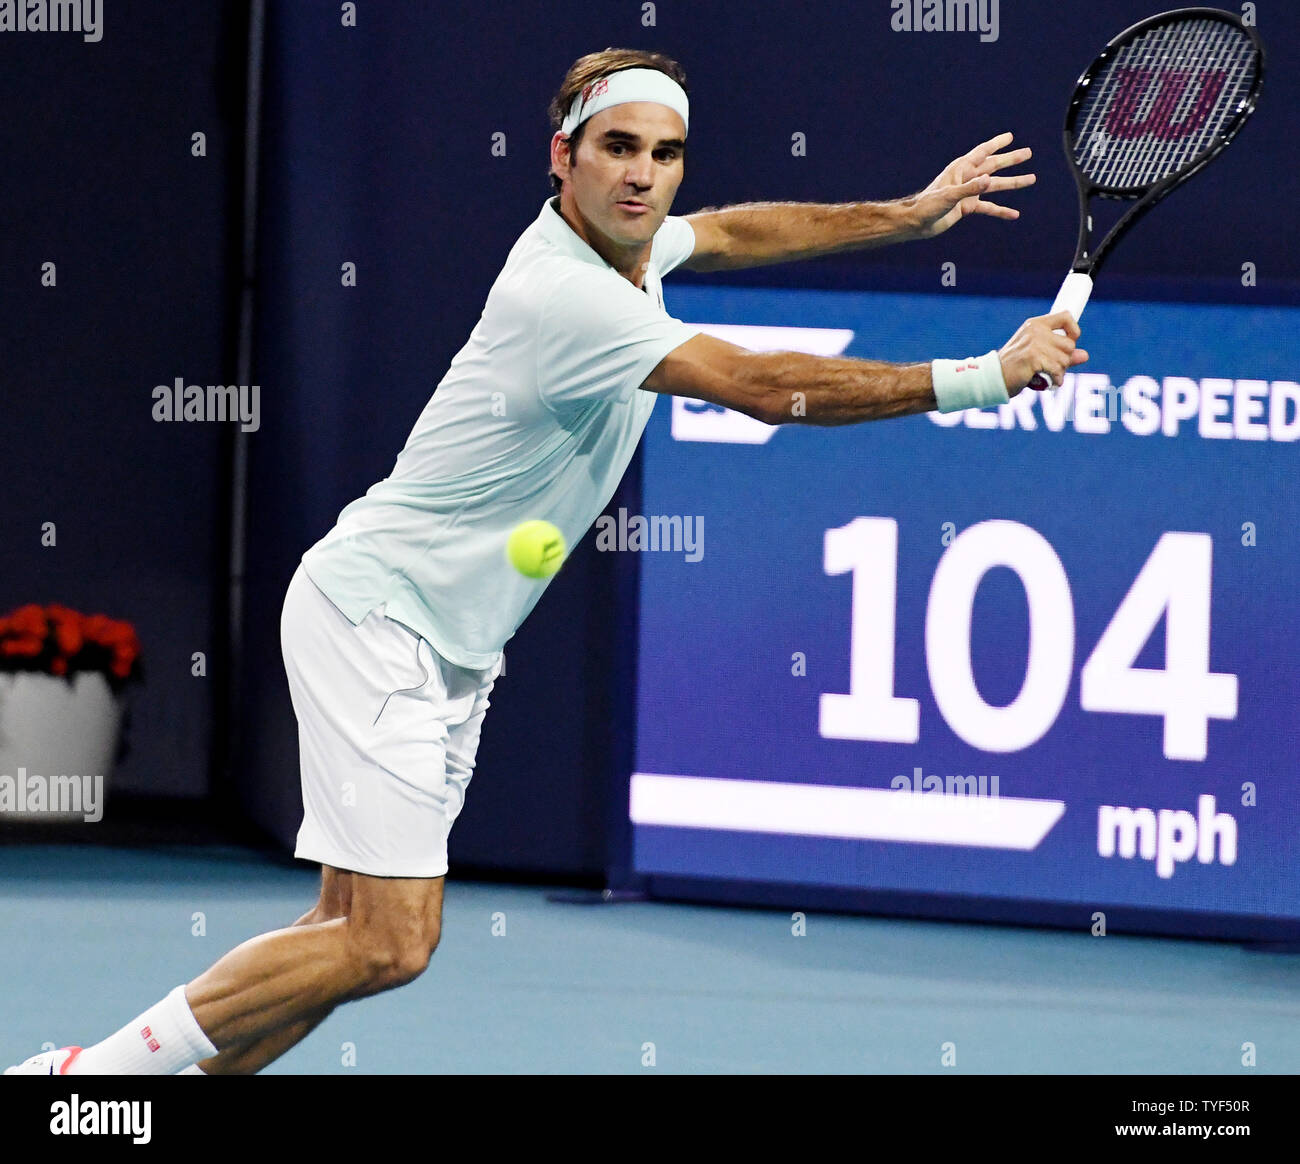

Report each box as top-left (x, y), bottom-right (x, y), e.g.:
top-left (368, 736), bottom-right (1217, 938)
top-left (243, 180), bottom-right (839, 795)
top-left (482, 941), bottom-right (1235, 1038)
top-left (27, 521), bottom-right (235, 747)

top-left (547, 48), bottom-right (688, 195)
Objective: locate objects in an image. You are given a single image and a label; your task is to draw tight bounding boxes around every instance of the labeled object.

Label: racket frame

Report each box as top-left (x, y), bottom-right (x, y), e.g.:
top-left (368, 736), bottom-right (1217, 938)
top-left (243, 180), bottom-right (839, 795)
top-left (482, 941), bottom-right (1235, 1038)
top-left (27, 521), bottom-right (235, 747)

top-left (1060, 5), bottom-right (1266, 281)
top-left (1029, 6), bottom-right (1265, 390)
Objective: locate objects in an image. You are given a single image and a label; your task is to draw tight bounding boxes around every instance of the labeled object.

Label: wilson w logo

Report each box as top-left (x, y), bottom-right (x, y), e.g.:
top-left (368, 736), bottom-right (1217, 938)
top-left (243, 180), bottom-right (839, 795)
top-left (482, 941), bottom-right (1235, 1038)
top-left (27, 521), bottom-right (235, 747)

top-left (1104, 67), bottom-right (1228, 140)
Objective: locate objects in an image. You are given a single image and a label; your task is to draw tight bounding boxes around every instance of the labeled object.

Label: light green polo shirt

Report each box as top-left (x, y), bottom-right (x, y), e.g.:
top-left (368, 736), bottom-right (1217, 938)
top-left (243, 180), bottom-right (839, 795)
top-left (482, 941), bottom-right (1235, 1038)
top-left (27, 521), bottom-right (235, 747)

top-left (301, 196), bottom-right (701, 669)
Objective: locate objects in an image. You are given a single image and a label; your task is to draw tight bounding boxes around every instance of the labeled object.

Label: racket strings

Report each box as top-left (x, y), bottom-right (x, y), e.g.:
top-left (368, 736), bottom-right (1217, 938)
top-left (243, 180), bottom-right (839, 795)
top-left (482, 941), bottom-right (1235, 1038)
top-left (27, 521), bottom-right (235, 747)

top-left (1105, 21), bottom-right (1250, 188)
top-left (1073, 17), bottom-right (1258, 194)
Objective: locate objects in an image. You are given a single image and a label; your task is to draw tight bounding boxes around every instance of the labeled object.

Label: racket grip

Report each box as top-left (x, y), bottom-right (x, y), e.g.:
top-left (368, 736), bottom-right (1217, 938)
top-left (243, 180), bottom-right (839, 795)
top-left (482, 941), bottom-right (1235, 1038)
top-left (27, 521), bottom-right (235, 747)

top-left (1029, 271), bottom-right (1093, 391)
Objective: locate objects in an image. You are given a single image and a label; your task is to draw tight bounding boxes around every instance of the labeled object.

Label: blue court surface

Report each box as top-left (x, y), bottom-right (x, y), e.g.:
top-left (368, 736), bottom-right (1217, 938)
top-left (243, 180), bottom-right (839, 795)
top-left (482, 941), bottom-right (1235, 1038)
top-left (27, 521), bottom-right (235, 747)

top-left (1, 845), bottom-right (1297, 1075)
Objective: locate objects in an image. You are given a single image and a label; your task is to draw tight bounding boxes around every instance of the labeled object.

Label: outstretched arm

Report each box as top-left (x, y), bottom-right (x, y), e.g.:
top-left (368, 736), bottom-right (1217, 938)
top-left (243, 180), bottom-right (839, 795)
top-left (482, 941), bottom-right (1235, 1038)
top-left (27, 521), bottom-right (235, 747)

top-left (680, 132), bottom-right (1035, 271)
top-left (639, 311), bottom-right (1088, 424)
top-left (682, 199), bottom-right (920, 272)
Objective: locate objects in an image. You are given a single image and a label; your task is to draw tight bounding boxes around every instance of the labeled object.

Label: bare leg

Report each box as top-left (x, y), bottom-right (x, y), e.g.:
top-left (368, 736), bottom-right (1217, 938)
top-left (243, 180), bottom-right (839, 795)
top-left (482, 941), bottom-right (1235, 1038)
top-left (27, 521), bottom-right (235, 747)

top-left (193, 867), bottom-right (353, 1075)
top-left (195, 1001), bottom-right (336, 1075)
top-left (182, 866), bottom-right (443, 1073)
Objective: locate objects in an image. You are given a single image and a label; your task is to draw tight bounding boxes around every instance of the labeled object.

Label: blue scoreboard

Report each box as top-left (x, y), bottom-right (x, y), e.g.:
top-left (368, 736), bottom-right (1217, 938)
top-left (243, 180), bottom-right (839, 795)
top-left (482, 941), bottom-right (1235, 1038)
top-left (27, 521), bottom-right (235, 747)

top-left (625, 284), bottom-right (1300, 938)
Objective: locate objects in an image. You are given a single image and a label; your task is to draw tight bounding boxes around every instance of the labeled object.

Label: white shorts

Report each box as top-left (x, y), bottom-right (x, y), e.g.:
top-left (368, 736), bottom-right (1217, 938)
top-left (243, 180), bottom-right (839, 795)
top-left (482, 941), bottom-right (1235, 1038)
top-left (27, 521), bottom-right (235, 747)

top-left (280, 563), bottom-right (502, 878)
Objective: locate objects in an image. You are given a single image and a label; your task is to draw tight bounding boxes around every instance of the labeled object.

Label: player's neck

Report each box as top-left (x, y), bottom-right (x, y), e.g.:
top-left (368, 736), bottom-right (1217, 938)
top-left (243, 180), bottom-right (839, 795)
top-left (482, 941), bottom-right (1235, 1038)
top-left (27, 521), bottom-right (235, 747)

top-left (555, 191), bottom-right (651, 290)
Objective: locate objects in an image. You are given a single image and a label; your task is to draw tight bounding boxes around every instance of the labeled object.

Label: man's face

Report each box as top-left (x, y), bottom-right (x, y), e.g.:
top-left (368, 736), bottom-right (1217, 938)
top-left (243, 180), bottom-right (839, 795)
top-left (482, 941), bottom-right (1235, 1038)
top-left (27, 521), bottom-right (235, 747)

top-left (559, 102), bottom-right (686, 247)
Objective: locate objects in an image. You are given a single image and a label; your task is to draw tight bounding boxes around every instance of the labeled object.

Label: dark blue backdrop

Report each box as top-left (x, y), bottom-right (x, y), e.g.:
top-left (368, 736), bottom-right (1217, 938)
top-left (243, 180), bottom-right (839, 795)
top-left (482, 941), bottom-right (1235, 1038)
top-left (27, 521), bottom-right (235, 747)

top-left (1, 1), bottom-right (246, 802)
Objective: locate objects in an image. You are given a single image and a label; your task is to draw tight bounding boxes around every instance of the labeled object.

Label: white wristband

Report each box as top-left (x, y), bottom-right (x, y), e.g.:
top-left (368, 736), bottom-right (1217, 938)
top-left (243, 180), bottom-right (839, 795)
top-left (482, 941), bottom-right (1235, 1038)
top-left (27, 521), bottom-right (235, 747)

top-left (931, 350), bottom-right (1008, 414)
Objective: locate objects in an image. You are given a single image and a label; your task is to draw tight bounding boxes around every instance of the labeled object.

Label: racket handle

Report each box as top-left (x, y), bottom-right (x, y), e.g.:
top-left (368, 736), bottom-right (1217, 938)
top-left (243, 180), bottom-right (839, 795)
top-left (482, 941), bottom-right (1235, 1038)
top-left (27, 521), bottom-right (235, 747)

top-left (1029, 271), bottom-right (1093, 391)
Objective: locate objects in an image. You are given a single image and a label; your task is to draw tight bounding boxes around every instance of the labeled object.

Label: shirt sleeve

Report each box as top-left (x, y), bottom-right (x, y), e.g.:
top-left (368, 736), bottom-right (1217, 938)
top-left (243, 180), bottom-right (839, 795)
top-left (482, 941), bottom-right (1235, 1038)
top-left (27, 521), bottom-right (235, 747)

top-left (651, 215), bottom-right (698, 275)
top-left (536, 266), bottom-right (701, 411)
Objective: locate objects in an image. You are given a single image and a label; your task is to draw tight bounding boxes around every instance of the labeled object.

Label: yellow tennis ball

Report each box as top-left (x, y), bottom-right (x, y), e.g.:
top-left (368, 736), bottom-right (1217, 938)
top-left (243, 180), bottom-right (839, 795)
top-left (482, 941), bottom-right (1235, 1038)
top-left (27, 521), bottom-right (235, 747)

top-left (506, 519), bottom-right (567, 579)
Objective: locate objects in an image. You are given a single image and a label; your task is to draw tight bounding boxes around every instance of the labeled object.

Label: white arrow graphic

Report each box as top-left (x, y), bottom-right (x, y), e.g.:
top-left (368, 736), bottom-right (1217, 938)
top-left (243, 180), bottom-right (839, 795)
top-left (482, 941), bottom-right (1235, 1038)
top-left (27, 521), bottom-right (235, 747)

top-left (630, 773), bottom-right (1065, 850)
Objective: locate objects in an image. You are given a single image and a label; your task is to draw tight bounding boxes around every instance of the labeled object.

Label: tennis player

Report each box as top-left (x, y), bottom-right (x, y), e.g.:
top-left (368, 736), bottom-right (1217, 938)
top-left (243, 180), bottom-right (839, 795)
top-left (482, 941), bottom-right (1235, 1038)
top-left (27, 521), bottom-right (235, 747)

top-left (7, 47), bottom-right (1085, 1075)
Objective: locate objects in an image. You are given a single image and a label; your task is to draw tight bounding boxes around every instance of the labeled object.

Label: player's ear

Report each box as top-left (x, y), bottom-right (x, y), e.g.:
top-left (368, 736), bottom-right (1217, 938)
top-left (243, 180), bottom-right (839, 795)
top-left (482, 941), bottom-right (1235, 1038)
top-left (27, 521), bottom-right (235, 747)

top-left (550, 131), bottom-right (573, 180)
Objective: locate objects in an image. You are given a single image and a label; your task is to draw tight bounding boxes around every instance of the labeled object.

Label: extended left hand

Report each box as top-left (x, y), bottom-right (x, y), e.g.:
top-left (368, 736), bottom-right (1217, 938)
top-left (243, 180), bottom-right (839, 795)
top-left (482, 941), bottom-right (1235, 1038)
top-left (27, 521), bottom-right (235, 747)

top-left (907, 132), bottom-right (1036, 240)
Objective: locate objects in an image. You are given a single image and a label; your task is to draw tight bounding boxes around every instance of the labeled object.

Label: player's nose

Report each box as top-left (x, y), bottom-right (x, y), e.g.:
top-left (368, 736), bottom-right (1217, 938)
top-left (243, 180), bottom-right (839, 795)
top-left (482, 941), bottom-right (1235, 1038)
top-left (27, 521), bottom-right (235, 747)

top-left (624, 157), bottom-right (654, 187)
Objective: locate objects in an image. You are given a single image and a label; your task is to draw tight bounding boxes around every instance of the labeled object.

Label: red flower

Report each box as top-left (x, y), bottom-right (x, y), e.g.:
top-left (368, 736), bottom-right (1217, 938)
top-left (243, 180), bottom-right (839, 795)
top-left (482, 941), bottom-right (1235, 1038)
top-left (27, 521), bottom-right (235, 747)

top-left (9, 605), bottom-right (48, 639)
top-left (46, 605), bottom-right (84, 657)
top-left (2, 635), bottom-right (43, 658)
top-left (110, 628), bottom-right (140, 678)
top-left (80, 614), bottom-right (113, 644)
top-left (0, 603), bottom-right (140, 685)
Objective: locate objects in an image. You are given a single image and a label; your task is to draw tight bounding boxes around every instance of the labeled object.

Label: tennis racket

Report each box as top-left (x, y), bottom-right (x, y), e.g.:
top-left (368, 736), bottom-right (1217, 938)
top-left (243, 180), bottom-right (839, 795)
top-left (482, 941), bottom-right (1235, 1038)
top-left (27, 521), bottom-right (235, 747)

top-left (1029, 6), bottom-right (1264, 391)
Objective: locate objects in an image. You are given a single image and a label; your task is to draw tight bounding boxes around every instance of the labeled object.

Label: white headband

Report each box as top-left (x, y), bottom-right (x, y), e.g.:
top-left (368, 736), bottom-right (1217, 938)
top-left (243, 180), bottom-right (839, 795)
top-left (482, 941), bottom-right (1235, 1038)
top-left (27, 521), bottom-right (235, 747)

top-left (560, 67), bottom-right (689, 137)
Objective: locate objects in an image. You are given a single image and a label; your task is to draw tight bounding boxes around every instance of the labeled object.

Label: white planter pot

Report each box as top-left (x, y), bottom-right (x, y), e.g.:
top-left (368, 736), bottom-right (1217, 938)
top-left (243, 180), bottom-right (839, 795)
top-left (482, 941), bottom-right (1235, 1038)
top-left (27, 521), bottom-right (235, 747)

top-left (0, 671), bottom-right (122, 822)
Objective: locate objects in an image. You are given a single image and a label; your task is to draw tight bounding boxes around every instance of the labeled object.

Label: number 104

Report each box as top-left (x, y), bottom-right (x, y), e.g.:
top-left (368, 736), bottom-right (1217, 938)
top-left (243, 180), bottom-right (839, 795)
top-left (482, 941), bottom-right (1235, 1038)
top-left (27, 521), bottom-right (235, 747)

top-left (819, 519), bottom-right (1238, 761)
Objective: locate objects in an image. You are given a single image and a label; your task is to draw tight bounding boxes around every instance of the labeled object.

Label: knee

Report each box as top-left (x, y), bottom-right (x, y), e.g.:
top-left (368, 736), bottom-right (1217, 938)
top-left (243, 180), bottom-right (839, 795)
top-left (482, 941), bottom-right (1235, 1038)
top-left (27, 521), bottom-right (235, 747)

top-left (351, 926), bottom-right (440, 993)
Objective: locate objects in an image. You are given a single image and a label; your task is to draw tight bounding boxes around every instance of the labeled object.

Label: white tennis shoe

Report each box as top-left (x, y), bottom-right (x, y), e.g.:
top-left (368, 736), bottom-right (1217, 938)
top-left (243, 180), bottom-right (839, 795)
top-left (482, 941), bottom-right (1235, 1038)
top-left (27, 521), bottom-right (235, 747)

top-left (4, 1046), bottom-right (82, 1075)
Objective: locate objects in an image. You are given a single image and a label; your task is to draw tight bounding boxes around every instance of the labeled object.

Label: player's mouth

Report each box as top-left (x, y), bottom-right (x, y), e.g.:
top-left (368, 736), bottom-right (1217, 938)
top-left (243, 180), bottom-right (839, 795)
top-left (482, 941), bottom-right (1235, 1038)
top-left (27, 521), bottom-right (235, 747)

top-left (617, 200), bottom-right (651, 215)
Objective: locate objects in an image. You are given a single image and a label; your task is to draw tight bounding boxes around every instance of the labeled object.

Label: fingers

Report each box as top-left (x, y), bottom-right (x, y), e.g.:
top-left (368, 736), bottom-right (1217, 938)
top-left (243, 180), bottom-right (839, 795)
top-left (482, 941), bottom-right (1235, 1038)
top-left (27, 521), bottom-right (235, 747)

top-left (939, 151), bottom-right (1035, 223)
top-left (964, 172), bottom-right (1036, 219)
top-left (1044, 310), bottom-right (1081, 338)
top-left (957, 171), bottom-right (1036, 195)
top-left (968, 131), bottom-right (1015, 162)
top-left (977, 147), bottom-right (1033, 176)
top-left (1040, 345), bottom-right (1089, 385)
top-left (971, 200), bottom-right (1020, 220)
top-left (984, 172), bottom-right (1036, 191)
top-left (1009, 310), bottom-right (1088, 390)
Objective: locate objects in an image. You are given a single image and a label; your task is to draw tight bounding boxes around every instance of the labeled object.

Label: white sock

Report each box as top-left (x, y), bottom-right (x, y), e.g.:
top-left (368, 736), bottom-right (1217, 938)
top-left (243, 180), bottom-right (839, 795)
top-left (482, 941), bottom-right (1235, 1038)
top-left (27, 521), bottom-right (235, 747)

top-left (175, 1064), bottom-right (207, 1075)
top-left (65, 985), bottom-right (218, 1075)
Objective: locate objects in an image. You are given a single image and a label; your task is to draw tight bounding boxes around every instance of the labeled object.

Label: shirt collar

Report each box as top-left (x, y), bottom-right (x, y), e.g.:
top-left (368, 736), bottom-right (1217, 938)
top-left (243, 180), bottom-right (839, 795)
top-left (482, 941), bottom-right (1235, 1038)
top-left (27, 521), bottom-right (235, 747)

top-left (536, 196), bottom-right (654, 283)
